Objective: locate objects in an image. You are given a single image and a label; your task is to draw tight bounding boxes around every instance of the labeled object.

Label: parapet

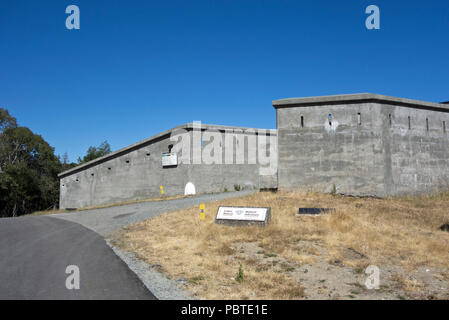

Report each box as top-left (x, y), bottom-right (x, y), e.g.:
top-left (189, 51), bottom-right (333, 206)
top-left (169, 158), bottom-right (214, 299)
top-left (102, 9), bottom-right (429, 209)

top-left (272, 93), bottom-right (449, 112)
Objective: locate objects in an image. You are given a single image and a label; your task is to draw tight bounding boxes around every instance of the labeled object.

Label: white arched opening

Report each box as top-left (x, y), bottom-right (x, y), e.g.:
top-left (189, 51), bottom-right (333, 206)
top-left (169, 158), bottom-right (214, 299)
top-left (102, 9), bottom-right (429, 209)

top-left (184, 182), bottom-right (196, 196)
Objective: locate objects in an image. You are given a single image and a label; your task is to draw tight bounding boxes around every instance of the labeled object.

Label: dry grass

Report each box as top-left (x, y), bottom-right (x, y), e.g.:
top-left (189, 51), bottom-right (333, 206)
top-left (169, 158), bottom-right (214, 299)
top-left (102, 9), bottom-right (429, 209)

top-left (29, 209), bottom-right (67, 216)
top-left (73, 194), bottom-right (194, 211)
top-left (112, 189), bottom-right (449, 299)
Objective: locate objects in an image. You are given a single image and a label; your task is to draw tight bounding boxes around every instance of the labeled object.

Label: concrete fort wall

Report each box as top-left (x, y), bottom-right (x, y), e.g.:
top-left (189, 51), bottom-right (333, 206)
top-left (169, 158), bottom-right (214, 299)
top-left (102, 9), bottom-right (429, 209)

top-left (60, 93), bottom-right (449, 208)
top-left (59, 124), bottom-right (277, 209)
top-left (274, 94), bottom-right (449, 197)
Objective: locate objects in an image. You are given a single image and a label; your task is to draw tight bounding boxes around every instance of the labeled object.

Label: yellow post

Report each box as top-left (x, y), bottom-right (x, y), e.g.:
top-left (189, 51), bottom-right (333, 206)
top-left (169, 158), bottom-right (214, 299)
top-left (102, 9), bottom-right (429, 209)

top-left (160, 185), bottom-right (164, 195)
top-left (199, 203), bottom-right (205, 220)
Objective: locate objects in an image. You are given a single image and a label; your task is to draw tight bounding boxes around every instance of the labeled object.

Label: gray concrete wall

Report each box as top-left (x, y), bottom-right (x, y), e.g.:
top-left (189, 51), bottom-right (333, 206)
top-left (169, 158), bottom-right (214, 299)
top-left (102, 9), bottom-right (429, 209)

top-left (275, 94), bottom-right (449, 196)
top-left (387, 105), bottom-right (449, 194)
top-left (59, 124), bottom-right (277, 209)
top-left (61, 94), bottom-right (449, 207)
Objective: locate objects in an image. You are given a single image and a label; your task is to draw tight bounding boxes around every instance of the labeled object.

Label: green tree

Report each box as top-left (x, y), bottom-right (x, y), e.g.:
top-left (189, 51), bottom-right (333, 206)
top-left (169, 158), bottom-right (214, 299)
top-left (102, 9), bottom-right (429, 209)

top-left (77, 141), bottom-right (112, 164)
top-left (0, 108), bottom-right (18, 133)
top-left (0, 125), bottom-right (61, 217)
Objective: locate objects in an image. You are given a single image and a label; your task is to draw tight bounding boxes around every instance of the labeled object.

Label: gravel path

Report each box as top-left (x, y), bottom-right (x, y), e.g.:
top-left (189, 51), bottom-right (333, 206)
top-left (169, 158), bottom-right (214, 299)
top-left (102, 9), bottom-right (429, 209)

top-left (51, 190), bottom-right (253, 299)
top-left (51, 191), bottom-right (252, 237)
top-left (107, 240), bottom-right (192, 300)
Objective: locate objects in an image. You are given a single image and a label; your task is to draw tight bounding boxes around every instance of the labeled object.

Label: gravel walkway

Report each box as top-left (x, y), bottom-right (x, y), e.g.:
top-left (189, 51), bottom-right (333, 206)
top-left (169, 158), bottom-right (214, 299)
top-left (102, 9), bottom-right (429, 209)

top-left (51, 191), bottom-right (252, 236)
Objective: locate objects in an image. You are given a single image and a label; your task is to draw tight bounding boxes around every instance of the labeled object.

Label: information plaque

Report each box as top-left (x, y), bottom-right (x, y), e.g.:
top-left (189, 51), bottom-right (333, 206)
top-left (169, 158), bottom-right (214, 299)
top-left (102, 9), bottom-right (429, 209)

top-left (215, 206), bottom-right (271, 226)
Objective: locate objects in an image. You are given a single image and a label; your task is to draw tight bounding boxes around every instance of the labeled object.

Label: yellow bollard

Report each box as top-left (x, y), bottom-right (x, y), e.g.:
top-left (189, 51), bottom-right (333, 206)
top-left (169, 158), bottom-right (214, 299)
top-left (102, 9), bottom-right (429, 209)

top-left (200, 203), bottom-right (205, 220)
top-left (160, 185), bottom-right (164, 195)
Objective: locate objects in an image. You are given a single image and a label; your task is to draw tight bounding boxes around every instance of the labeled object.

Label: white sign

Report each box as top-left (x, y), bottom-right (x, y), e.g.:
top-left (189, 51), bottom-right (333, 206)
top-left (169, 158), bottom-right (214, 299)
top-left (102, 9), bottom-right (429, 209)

top-left (216, 206), bottom-right (268, 222)
top-left (162, 152), bottom-right (178, 167)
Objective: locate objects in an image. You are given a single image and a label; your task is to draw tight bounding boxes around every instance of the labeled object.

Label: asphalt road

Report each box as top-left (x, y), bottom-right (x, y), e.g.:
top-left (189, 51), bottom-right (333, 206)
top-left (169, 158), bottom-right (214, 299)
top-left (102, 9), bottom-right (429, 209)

top-left (0, 191), bottom-right (252, 300)
top-left (0, 216), bottom-right (156, 300)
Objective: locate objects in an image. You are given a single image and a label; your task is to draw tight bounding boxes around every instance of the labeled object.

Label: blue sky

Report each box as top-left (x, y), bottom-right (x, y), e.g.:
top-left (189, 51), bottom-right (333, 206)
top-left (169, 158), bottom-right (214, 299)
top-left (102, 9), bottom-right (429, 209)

top-left (1, 0), bottom-right (448, 162)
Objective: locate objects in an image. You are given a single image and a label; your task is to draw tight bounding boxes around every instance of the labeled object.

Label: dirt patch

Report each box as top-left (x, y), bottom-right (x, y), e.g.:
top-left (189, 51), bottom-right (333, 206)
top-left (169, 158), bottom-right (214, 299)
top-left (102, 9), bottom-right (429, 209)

top-left (111, 189), bottom-right (449, 300)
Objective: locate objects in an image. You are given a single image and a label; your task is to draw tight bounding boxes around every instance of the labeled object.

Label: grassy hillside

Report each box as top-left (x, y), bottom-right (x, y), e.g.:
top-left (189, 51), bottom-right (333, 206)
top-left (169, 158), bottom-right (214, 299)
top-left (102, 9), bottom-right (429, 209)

top-left (112, 190), bottom-right (449, 300)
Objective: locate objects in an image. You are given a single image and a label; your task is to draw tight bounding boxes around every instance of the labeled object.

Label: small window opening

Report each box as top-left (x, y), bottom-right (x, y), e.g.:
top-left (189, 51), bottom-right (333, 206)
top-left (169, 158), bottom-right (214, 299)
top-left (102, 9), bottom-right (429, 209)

top-left (146, 152), bottom-right (151, 156)
top-left (389, 114), bottom-right (392, 127)
top-left (91, 173), bottom-right (94, 177)
top-left (126, 160), bottom-right (130, 164)
top-left (328, 114), bottom-right (332, 126)
top-left (108, 167), bottom-right (111, 170)
top-left (426, 118), bottom-right (429, 132)
top-left (357, 113), bottom-right (361, 125)
top-left (300, 116), bottom-right (304, 128)
top-left (408, 116), bottom-right (411, 130)
top-left (168, 144), bottom-right (173, 152)
top-left (75, 178), bottom-right (79, 182)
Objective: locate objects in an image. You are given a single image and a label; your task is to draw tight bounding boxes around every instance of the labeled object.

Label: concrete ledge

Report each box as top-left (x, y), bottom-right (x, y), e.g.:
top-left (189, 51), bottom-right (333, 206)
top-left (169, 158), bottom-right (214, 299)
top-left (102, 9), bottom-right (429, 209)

top-left (272, 93), bottom-right (449, 112)
top-left (58, 123), bottom-right (277, 178)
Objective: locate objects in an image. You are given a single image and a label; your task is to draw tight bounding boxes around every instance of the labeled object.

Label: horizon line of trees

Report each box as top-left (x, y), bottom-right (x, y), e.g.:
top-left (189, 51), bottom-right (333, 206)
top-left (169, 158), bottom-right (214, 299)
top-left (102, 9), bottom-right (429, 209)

top-left (0, 108), bottom-right (111, 217)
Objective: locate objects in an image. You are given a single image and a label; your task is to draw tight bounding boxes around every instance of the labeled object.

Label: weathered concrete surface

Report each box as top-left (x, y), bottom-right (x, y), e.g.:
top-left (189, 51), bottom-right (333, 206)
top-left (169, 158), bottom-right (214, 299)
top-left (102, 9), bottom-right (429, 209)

top-left (60, 93), bottom-right (449, 205)
top-left (274, 93), bottom-right (449, 196)
top-left (59, 123), bottom-right (276, 209)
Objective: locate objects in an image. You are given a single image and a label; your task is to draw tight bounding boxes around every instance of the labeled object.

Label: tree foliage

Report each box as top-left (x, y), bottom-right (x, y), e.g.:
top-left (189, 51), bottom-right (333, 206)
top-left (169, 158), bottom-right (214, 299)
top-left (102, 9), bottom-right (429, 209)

top-left (77, 141), bottom-right (111, 164)
top-left (0, 108), bottom-right (112, 217)
top-left (0, 111), bottom-right (63, 217)
top-left (0, 108), bottom-right (17, 133)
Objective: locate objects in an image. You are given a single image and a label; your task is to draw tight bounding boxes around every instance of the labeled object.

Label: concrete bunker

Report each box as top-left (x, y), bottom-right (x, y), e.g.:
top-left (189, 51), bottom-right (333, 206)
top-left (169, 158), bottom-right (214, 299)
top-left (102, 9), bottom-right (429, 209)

top-left (273, 93), bottom-right (449, 197)
top-left (59, 93), bottom-right (449, 209)
top-left (59, 123), bottom-right (277, 209)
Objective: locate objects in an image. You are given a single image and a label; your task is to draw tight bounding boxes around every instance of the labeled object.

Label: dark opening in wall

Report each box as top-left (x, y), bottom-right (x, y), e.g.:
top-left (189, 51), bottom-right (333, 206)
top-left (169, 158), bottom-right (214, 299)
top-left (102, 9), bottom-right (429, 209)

top-left (75, 178), bottom-right (79, 182)
top-left (126, 160), bottom-right (130, 164)
top-left (357, 113), bottom-right (361, 125)
top-left (168, 144), bottom-right (173, 152)
top-left (408, 116), bottom-right (411, 130)
top-left (389, 114), bottom-right (392, 127)
top-left (146, 152), bottom-right (151, 156)
top-left (108, 167), bottom-right (111, 171)
top-left (426, 118), bottom-right (429, 131)
top-left (91, 173), bottom-right (94, 177)
top-left (328, 114), bottom-right (332, 126)
top-left (300, 116), bottom-right (304, 128)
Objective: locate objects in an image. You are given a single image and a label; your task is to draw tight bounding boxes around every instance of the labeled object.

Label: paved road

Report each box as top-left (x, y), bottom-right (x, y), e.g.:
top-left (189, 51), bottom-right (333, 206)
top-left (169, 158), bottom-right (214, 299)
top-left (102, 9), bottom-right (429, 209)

top-left (0, 216), bottom-right (156, 300)
top-left (0, 191), bottom-right (252, 299)
top-left (52, 191), bottom-right (252, 236)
